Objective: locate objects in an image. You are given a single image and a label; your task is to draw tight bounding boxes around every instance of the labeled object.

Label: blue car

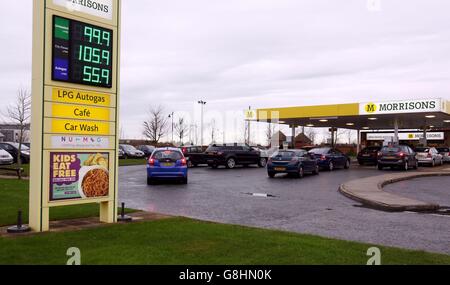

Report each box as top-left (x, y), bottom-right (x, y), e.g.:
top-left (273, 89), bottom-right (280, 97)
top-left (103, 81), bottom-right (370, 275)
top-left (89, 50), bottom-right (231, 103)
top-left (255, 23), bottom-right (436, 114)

top-left (147, 148), bottom-right (188, 185)
top-left (267, 149), bottom-right (319, 178)
top-left (308, 147), bottom-right (350, 171)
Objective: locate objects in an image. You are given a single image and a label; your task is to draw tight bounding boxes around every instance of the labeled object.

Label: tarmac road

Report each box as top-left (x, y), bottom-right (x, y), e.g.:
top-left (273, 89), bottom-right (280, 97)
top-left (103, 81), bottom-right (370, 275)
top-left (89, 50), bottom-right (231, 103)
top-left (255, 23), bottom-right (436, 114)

top-left (119, 164), bottom-right (450, 255)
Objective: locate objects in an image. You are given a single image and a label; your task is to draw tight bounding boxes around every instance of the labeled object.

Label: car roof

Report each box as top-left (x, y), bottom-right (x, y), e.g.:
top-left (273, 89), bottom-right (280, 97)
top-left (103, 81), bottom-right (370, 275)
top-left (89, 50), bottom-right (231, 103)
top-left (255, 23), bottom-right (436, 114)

top-left (154, 147), bottom-right (182, 152)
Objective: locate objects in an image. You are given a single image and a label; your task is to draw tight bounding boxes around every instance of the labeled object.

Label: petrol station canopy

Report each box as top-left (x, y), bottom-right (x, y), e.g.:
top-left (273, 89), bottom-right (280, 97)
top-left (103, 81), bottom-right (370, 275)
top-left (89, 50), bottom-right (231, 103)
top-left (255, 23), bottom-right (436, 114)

top-left (250, 98), bottom-right (450, 131)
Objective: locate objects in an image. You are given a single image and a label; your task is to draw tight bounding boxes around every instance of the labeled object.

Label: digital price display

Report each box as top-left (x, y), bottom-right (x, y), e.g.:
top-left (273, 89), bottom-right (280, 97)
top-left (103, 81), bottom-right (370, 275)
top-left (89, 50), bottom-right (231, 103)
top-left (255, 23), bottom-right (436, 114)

top-left (52, 16), bottom-right (113, 88)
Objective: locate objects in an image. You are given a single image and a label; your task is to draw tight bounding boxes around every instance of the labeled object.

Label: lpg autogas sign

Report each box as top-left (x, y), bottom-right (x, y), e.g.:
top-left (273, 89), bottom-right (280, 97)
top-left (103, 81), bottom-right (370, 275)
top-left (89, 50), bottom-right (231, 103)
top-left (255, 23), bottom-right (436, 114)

top-left (360, 99), bottom-right (442, 115)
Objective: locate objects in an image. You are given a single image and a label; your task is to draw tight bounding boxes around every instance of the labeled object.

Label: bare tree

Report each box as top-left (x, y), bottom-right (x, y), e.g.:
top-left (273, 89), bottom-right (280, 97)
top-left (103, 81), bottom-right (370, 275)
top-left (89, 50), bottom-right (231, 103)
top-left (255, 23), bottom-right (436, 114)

top-left (210, 119), bottom-right (217, 144)
top-left (142, 105), bottom-right (168, 143)
top-left (2, 89), bottom-right (31, 180)
top-left (174, 117), bottom-right (188, 144)
top-left (305, 127), bottom-right (317, 145)
top-left (265, 123), bottom-right (276, 146)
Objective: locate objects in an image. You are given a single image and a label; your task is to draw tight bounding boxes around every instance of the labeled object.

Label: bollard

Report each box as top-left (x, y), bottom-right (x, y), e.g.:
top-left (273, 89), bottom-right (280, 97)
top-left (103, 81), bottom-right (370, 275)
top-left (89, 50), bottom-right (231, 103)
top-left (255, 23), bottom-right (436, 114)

top-left (117, 203), bottom-right (132, 222)
top-left (7, 209), bottom-right (31, 234)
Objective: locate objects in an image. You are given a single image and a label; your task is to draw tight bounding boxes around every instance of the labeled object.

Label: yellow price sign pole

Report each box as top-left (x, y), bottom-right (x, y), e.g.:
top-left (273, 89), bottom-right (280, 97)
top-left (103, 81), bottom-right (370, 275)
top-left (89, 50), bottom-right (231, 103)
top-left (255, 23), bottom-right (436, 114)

top-left (30, 0), bottom-right (121, 232)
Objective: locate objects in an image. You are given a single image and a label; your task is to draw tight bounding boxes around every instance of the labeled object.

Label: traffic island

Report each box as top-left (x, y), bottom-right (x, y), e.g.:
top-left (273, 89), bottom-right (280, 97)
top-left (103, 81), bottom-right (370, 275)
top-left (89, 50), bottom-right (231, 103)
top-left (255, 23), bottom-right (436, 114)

top-left (339, 172), bottom-right (450, 212)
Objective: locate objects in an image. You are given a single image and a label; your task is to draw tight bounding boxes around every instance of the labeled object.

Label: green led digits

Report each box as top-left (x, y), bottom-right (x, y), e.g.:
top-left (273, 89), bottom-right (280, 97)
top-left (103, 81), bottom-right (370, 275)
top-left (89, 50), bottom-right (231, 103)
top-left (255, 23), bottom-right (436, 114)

top-left (78, 45), bottom-right (110, 65)
top-left (84, 26), bottom-right (111, 47)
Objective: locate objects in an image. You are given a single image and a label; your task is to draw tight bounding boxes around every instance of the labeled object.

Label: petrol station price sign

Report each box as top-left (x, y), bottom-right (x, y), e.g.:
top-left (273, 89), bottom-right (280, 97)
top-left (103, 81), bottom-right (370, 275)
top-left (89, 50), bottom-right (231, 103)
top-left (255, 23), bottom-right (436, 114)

top-left (52, 16), bottom-right (113, 88)
top-left (30, 0), bottom-right (120, 232)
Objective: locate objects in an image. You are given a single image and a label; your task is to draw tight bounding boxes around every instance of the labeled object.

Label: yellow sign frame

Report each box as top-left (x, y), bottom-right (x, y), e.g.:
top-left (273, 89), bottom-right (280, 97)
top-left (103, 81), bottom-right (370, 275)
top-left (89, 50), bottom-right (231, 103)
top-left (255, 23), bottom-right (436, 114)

top-left (30, 0), bottom-right (121, 232)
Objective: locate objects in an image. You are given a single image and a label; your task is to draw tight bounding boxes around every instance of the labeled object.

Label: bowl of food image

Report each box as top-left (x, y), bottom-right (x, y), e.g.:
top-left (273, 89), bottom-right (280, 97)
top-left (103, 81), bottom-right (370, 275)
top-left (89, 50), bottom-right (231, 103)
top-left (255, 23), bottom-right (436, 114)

top-left (78, 165), bottom-right (110, 199)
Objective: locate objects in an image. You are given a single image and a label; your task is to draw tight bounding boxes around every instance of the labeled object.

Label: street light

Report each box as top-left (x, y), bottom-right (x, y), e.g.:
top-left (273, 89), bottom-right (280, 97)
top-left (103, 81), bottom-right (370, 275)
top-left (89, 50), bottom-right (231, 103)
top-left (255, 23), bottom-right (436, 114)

top-left (198, 100), bottom-right (207, 147)
top-left (168, 112), bottom-right (174, 143)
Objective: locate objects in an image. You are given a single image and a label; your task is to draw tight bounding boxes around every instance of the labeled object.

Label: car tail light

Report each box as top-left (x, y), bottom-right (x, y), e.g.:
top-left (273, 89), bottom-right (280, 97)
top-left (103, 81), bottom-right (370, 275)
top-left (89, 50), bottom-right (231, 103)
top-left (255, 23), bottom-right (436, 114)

top-left (377, 151), bottom-right (382, 157)
top-left (427, 153), bottom-right (432, 158)
top-left (399, 152), bottom-right (405, 157)
top-left (182, 147), bottom-right (187, 153)
top-left (321, 155), bottom-right (327, 161)
top-left (148, 158), bottom-right (155, 166)
top-left (217, 152), bottom-right (224, 156)
top-left (181, 158), bottom-right (187, 166)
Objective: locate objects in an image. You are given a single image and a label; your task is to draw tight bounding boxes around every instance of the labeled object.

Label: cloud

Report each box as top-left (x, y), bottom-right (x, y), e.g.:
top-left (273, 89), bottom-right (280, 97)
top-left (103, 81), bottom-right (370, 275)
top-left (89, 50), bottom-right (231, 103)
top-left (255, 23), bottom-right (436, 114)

top-left (1, 0), bottom-right (450, 143)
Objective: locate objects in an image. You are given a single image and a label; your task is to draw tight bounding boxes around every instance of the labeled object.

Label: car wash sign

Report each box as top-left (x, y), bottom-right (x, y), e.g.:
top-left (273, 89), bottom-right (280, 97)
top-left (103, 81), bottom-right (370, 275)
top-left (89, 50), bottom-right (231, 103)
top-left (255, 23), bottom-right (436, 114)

top-left (360, 99), bottom-right (442, 115)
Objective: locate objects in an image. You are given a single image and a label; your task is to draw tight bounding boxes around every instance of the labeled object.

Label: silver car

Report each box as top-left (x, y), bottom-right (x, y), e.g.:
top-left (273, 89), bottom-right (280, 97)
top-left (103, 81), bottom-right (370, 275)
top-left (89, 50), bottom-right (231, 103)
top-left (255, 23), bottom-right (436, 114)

top-left (415, 147), bottom-right (443, 166)
top-left (436, 147), bottom-right (450, 163)
top-left (0, 149), bottom-right (14, 165)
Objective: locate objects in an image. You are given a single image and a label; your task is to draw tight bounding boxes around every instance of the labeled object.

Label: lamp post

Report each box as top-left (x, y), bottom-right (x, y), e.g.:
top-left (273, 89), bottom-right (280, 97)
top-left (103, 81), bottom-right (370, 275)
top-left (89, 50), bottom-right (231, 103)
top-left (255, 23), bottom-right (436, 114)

top-left (198, 100), bottom-right (207, 147)
top-left (168, 112), bottom-right (174, 144)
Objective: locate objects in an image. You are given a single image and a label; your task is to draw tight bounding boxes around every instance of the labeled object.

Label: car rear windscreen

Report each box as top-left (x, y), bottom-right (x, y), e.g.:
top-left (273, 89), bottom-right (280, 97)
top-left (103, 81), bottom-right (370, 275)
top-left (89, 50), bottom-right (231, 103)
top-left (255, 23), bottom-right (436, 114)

top-left (272, 151), bottom-right (295, 159)
top-left (381, 147), bottom-right (401, 153)
top-left (437, 148), bottom-right (449, 152)
top-left (206, 146), bottom-right (223, 152)
top-left (153, 150), bottom-right (183, 161)
top-left (309, 148), bottom-right (329, 154)
top-left (415, 148), bottom-right (429, 153)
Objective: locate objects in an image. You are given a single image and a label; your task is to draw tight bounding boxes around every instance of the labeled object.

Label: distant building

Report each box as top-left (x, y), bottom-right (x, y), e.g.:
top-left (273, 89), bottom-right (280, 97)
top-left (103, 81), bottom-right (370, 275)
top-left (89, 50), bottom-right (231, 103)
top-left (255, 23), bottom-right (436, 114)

top-left (294, 133), bottom-right (312, 148)
top-left (0, 124), bottom-right (31, 143)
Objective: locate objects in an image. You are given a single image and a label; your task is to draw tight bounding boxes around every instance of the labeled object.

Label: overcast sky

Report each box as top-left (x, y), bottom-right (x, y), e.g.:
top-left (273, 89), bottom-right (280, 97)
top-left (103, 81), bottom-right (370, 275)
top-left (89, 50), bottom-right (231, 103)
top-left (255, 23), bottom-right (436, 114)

top-left (1, 0), bottom-right (450, 143)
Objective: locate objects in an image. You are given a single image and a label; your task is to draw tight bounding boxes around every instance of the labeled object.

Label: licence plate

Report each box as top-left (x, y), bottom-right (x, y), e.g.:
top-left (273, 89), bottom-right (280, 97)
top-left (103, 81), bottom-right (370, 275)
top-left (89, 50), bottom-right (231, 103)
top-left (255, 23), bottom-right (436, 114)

top-left (162, 163), bottom-right (174, 167)
top-left (274, 167), bottom-right (286, 171)
top-left (385, 156), bottom-right (396, 159)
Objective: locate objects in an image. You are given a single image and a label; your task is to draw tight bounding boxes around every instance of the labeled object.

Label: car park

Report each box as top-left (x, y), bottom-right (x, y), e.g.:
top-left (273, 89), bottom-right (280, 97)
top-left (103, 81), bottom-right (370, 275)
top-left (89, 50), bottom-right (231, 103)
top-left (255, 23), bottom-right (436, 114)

top-left (357, 146), bottom-right (381, 165)
top-left (436, 147), bottom-right (450, 163)
top-left (205, 144), bottom-right (267, 169)
top-left (137, 145), bottom-right (156, 158)
top-left (308, 147), bottom-right (350, 171)
top-left (119, 144), bottom-right (145, 159)
top-left (377, 145), bottom-right (418, 171)
top-left (415, 147), bottom-right (443, 167)
top-left (0, 142), bottom-right (30, 164)
top-left (0, 149), bottom-right (14, 165)
top-left (267, 149), bottom-right (319, 178)
top-left (147, 148), bottom-right (188, 185)
top-left (180, 146), bottom-right (206, 167)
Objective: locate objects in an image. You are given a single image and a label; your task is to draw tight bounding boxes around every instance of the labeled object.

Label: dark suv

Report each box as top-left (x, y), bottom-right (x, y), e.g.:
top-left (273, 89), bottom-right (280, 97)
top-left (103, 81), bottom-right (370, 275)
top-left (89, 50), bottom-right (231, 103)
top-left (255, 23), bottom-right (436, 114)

top-left (357, 146), bottom-right (381, 165)
top-left (377, 145), bottom-right (418, 171)
top-left (181, 146), bottom-right (206, 167)
top-left (205, 144), bottom-right (267, 169)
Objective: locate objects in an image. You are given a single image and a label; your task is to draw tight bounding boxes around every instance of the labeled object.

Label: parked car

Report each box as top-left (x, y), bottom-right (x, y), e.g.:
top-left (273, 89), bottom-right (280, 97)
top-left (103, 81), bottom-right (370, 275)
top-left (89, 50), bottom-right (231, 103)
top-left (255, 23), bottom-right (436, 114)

top-left (147, 148), bottom-right (188, 185)
top-left (0, 149), bottom-right (14, 165)
top-left (357, 146), bottom-right (382, 165)
top-left (415, 147), bottom-right (443, 167)
top-left (308, 147), bottom-right (350, 171)
top-left (205, 144), bottom-right (267, 169)
top-left (180, 146), bottom-right (206, 167)
top-left (137, 145), bottom-right (156, 158)
top-left (118, 149), bottom-right (125, 159)
top-left (119, 144), bottom-right (145, 159)
top-left (436, 147), bottom-right (450, 163)
top-left (377, 145), bottom-right (418, 171)
top-left (267, 149), bottom-right (319, 178)
top-left (0, 142), bottom-right (30, 164)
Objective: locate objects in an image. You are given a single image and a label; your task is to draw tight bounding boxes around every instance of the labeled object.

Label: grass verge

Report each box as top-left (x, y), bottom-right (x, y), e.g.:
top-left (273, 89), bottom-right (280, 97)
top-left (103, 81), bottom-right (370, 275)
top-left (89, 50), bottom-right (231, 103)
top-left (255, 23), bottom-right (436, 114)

top-left (119, 158), bottom-right (147, 167)
top-left (1, 217), bottom-right (449, 265)
top-left (0, 179), bottom-right (134, 226)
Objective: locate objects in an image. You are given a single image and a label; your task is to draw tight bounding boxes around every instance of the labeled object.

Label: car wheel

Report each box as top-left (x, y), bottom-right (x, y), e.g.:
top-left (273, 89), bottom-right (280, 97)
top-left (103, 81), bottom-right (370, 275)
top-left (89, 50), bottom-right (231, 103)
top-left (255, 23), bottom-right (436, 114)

top-left (328, 161), bottom-right (334, 171)
top-left (378, 164), bottom-right (384, 170)
top-left (226, 158), bottom-right (236, 169)
top-left (147, 177), bottom-right (154, 185)
top-left (268, 172), bottom-right (275, 178)
top-left (344, 160), bottom-right (350, 169)
top-left (298, 166), bottom-right (304, 178)
top-left (404, 161), bottom-right (409, 171)
top-left (258, 158), bottom-right (267, 168)
top-left (312, 165), bottom-right (319, 175)
top-left (182, 177), bottom-right (188, 184)
top-left (211, 164), bottom-right (218, 169)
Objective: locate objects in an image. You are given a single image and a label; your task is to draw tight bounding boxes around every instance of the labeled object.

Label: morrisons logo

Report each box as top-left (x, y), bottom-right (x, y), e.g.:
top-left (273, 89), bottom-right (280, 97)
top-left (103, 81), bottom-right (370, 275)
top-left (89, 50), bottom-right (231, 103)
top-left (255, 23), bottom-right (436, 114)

top-left (378, 101), bottom-right (436, 112)
top-left (69, 0), bottom-right (109, 13)
top-left (365, 103), bottom-right (377, 113)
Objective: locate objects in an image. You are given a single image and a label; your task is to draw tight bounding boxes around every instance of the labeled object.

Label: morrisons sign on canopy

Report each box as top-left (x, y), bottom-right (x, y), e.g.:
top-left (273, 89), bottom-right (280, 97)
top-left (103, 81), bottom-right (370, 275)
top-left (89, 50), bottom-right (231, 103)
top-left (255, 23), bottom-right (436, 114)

top-left (360, 99), bottom-right (442, 115)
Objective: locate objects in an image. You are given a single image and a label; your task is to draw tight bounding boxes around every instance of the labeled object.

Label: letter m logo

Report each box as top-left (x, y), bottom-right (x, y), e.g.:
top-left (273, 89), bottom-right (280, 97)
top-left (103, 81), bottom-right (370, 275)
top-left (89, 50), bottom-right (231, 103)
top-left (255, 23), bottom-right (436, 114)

top-left (365, 103), bottom-right (377, 113)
